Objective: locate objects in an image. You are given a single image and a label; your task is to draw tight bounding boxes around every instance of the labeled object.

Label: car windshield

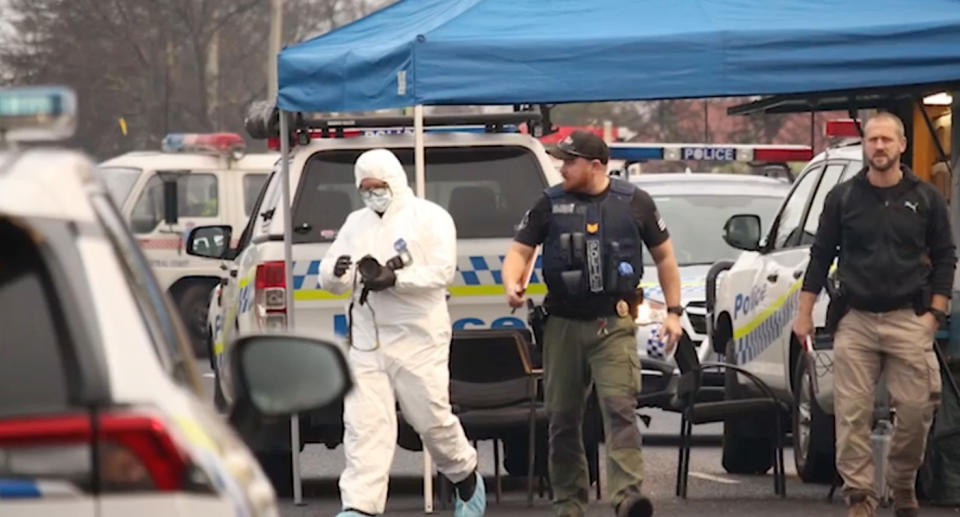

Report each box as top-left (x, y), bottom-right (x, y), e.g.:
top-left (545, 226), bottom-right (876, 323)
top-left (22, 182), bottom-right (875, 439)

top-left (95, 166), bottom-right (140, 205)
top-left (644, 194), bottom-right (783, 267)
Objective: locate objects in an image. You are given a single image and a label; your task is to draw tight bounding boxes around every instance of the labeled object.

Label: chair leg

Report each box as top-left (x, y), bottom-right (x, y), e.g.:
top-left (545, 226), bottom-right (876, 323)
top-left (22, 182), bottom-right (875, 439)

top-left (774, 412), bottom-right (786, 497)
top-left (493, 439), bottom-right (502, 504)
top-left (680, 417), bottom-right (692, 499)
top-left (527, 409), bottom-right (536, 507)
top-left (677, 416), bottom-right (691, 498)
top-left (675, 417), bottom-right (684, 497)
top-left (827, 472), bottom-right (841, 503)
top-left (595, 444), bottom-right (602, 501)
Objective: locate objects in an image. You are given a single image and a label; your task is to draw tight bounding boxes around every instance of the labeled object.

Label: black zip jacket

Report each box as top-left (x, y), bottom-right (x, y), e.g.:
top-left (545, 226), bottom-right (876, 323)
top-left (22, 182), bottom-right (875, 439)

top-left (802, 166), bottom-right (956, 312)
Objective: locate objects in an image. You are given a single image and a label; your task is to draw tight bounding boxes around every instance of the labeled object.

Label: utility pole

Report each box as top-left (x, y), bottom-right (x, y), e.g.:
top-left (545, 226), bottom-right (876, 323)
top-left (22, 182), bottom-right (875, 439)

top-left (268, 0), bottom-right (283, 102)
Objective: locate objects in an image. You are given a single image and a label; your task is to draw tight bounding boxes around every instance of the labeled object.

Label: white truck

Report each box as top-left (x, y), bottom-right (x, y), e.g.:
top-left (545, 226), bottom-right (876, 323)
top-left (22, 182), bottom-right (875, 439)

top-left (97, 134), bottom-right (277, 357)
top-left (707, 128), bottom-right (867, 482)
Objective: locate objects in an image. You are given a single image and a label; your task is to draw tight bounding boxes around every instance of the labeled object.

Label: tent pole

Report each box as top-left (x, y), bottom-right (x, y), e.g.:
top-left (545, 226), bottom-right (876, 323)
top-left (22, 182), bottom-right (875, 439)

top-left (278, 110), bottom-right (303, 506)
top-left (414, 104), bottom-right (426, 199)
top-left (414, 103), bottom-right (433, 514)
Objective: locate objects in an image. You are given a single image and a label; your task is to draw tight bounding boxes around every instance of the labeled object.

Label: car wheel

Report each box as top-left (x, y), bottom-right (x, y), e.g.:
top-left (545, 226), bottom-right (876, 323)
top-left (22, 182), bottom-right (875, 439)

top-left (177, 283), bottom-right (214, 358)
top-left (721, 336), bottom-right (775, 474)
top-left (793, 357), bottom-right (836, 483)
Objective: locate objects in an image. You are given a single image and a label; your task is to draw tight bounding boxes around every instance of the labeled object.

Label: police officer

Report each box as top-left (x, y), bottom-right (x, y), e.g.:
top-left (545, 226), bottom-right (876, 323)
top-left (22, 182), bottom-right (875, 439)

top-left (502, 130), bottom-right (683, 517)
top-left (794, 112), bottom-right (956, 517)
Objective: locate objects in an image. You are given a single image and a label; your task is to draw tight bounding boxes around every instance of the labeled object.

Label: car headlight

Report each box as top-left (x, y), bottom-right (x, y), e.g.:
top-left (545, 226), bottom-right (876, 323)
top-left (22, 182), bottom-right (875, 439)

top-left (635, 299), bottom-right (668, 326)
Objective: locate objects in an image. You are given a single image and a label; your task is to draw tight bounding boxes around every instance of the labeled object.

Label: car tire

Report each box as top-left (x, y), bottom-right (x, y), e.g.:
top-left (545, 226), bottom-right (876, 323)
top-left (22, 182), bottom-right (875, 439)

top-left (177, 283), bottom-right (214, 358)
top-left (792, 358), bottom-right (836, 483)
top-left (721, 336), bottom-right (775, 475)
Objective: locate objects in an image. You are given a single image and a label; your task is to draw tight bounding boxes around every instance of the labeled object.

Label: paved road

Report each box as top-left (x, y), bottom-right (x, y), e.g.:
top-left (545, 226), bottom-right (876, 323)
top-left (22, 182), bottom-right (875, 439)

top-left (196, 360), bottom-right (960, 516)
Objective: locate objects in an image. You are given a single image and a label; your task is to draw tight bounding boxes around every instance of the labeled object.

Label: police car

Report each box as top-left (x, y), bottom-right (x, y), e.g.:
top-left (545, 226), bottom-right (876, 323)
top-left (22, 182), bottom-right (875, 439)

top-left (627, 172), bottom-right (790, 371)
top-left (0, 86), bottom-right (350, 516)
top-left (97, 137), bottom-right (278, 357)
top-left (707, 121), bottom-right (867, 482)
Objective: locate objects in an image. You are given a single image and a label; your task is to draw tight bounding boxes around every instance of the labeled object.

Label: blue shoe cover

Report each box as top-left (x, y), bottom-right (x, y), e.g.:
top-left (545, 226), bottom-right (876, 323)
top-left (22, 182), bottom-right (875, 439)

top-left (454, 471), bottom-right (486, 517)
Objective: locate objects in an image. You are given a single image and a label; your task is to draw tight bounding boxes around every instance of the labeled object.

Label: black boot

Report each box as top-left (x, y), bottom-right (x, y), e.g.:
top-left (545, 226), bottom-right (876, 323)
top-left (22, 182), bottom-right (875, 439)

top-left (616, 495), bottom-right (653, 517)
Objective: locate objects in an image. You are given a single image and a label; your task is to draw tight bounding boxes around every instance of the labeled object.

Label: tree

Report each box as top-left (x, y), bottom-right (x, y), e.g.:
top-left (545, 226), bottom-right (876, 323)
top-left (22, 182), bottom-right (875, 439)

top-left (0, 0), bottom-right (387, 159)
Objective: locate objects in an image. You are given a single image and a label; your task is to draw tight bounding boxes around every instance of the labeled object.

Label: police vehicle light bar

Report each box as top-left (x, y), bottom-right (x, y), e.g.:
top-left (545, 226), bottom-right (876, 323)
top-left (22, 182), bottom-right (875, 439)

top-left (265, 124), bottom-right (520, 150)
top-left (0, 86), bottom-right (77, 143)
top-left (824, 119), bottom-right (861, 139)
top-left (302, 112), bottom-right (540, 133)
top-left (162, 132), bottom-right (246, 157)
top-left (608, 143), bottom-right (812, 163)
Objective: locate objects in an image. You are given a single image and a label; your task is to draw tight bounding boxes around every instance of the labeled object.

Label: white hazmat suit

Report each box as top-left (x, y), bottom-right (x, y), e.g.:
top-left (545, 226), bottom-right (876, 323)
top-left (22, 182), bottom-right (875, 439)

top-left (320, 149), bottom-right (478, 515)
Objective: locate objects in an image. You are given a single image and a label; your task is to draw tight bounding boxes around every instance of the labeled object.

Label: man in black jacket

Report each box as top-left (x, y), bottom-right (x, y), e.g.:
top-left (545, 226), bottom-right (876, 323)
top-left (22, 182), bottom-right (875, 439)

top-left (794, 112), bottom-right (956, 517)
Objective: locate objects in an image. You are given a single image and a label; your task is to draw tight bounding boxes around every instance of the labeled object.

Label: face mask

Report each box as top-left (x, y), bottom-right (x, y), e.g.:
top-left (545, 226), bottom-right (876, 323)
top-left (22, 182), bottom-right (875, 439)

top-left (360, 187), bottom-right (392, 213)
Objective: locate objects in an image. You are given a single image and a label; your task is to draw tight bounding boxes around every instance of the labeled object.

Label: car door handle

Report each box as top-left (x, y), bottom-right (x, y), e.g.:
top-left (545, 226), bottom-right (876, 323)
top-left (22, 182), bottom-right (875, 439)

top-left (767, 273), bottom-right (779, 283)
top-left (793, 269), bottom-right (804, 280)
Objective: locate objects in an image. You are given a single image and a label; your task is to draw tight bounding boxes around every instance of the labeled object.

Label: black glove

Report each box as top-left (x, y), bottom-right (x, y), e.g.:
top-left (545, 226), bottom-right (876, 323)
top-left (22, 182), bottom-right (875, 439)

top-left (363, 266), bottom-right (397, 292)
top-left (333, 255), bottom-right (352, 278)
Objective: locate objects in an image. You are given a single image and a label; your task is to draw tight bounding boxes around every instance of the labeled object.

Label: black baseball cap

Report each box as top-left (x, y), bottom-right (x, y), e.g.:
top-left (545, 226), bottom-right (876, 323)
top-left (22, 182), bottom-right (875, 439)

top-left (547, 130), bottom-right (610, 164)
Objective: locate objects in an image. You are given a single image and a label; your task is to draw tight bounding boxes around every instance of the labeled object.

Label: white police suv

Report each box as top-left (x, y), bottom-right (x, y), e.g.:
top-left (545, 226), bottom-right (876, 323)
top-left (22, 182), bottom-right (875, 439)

top-left (0, 86), bottom-right (350, 517)
top-left (708, 125), bottom-right (866, 482)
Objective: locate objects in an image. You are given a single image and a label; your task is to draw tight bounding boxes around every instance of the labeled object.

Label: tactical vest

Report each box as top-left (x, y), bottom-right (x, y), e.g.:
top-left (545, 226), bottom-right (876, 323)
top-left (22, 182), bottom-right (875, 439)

top-left (541, 178), bottom-right (644, 299)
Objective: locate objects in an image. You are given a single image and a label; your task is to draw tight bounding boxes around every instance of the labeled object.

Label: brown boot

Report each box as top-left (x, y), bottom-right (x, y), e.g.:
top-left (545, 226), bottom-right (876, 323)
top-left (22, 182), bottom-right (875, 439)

top-left (892, 488), bottom-right (919, 516)
top-left (847, 492), bottom-right (876, 517)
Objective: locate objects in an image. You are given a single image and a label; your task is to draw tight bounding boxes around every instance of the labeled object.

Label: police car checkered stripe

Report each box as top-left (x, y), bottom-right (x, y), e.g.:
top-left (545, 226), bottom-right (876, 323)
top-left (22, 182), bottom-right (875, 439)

top-left (0, 478), bottom-right (80, 498)
top-left (291, 255), bottom-right (544, 290)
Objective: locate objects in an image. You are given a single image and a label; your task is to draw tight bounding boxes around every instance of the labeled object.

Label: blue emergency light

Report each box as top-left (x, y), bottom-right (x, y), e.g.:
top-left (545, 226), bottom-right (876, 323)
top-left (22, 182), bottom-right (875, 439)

top-left (0, 86), bottom-right (77, 143)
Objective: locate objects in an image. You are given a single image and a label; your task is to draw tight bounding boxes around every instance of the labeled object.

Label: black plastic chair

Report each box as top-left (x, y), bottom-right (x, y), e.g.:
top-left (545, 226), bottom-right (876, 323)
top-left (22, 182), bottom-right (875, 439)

top-left (671, 335), bottom-right (788, 498)
top-left (448, 328), bottom-right (548, 506)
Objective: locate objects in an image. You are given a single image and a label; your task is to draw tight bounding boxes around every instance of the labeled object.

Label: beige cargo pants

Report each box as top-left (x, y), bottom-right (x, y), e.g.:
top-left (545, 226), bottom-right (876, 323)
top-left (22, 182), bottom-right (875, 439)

top-left (833, 308), bottom-right (942, 510)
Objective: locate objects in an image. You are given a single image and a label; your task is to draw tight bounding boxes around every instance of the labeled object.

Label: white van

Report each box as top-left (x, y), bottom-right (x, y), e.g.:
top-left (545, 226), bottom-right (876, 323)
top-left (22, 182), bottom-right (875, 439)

top-left (97, 135), bottom-right (277, 356)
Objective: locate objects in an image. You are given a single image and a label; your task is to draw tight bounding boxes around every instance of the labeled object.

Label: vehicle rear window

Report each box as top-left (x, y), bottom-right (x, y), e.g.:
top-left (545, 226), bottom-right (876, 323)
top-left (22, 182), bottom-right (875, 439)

top-left (0, 221), bottom-right (71, 417)
top-left (292, 146), bottom-right (545, 242)
top-left (243, 173), bottom-right (269, 216)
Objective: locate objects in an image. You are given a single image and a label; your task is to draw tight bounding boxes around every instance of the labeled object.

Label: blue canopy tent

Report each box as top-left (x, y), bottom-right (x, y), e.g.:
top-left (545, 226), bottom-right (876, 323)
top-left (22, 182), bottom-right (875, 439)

top-left (278, 0), bottom-right (960, 112)
top-left (272, 1), bottom-right (960, 505)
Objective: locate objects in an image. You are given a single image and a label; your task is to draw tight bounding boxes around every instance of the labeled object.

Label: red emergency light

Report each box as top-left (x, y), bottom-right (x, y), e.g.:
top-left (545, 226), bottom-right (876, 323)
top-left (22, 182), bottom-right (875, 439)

top-left (825, 119), bottom-right (861, 139)
top-left (753, 147), bottom-right (814, 162)
top-left (162, 132), bottom-right (246, 157)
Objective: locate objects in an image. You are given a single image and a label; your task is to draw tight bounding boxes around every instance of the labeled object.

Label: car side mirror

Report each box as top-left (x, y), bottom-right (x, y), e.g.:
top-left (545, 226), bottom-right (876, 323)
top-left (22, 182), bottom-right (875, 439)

top-left (723, 214), bottom-right (762, 251)
top-left (230, 335), bottom-right (352, 417)
top-left (185, 225), bottom-right (232, 259)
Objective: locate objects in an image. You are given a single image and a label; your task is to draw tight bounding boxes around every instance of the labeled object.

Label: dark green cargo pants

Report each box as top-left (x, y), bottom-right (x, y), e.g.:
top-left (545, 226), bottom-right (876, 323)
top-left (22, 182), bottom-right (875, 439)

top-left (543, 314), bottom-right (644, 516)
